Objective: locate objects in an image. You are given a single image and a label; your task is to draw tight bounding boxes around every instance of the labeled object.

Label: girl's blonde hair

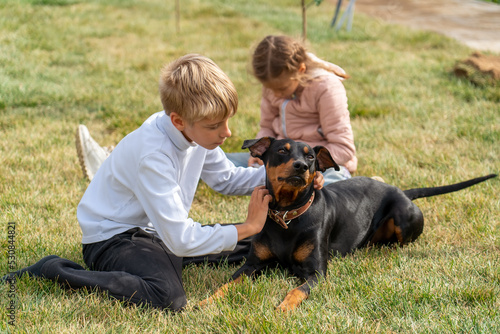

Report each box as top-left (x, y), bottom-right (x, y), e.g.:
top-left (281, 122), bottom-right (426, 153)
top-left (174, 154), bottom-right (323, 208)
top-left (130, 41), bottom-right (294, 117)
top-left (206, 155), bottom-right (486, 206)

top-left (159, 54), bottom-right (238, 124)
top-left (251, 35), bottom-right (348, 85)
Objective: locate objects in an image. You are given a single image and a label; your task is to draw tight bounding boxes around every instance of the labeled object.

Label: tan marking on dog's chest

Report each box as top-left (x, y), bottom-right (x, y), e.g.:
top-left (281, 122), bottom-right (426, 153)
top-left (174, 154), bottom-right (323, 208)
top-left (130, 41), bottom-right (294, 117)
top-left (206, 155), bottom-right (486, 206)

top-left (293, 242), bottom-right (315, 262)
top-left (253, 242), bottom-right (274, 261)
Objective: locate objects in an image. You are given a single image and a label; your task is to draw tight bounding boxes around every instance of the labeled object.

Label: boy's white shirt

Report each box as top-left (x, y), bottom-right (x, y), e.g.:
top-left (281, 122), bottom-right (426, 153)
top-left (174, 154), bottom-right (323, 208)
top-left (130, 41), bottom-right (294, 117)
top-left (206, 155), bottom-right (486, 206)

top-left (77, 111), bottom-right (265, 257)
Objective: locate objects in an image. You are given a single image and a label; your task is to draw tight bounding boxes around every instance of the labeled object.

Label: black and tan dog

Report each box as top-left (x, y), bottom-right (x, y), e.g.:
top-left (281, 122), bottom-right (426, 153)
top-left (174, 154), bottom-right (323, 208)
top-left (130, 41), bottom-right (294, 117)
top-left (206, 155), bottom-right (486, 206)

top-left (201, 137), bottom-right (496, 311)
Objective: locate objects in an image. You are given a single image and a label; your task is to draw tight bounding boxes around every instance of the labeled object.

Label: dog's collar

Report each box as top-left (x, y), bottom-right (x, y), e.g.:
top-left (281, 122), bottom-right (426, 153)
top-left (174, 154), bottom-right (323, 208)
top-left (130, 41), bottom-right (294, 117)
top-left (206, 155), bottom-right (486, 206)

top-left (268, 192), bottom-right (315, 229)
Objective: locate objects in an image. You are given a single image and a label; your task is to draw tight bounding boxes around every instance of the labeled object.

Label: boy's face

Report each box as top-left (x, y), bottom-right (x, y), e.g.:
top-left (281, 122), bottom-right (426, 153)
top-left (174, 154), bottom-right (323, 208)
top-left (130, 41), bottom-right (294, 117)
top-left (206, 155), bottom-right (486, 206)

top-left (171, 113), bottom-right (232, 150)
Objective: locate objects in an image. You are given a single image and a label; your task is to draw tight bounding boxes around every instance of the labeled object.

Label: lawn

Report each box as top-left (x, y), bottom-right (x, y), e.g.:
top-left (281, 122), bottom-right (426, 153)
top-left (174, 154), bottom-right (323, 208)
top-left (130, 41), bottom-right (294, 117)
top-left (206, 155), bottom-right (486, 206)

top-left (0, 0), bottom-right (498, 333)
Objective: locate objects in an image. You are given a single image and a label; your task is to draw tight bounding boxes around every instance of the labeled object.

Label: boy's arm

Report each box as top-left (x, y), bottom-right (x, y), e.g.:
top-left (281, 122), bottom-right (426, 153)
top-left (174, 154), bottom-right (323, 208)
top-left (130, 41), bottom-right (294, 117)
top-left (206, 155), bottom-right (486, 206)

top-left (201, 148), bottom-right (266, 195)
top-left (136, 154), bottom-right (243, 257)
top-left (201, 152), bottom-right (271, 238)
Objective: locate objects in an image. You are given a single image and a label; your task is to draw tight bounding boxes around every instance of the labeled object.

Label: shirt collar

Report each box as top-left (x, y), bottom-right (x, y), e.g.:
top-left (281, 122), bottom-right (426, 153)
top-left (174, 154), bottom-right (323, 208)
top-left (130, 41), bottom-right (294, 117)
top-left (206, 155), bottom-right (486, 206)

top-left (159, 111), bottom-right (197, 150)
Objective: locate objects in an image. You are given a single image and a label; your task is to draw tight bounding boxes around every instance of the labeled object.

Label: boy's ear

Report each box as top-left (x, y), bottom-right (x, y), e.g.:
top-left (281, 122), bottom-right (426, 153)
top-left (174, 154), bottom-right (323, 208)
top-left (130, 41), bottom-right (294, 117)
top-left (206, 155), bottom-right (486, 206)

top-left (170, 112), bottom-right (186, 131)
top-left (242, 137), bottom-right (274, 159)
top-left (313, 146), bottom-right (340, 172)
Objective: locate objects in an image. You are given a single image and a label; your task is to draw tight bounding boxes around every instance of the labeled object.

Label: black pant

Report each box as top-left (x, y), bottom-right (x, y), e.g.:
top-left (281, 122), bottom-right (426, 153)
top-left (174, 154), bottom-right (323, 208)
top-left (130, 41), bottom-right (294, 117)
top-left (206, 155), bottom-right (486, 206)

top-left (38, 227), bottom-right (251, 311)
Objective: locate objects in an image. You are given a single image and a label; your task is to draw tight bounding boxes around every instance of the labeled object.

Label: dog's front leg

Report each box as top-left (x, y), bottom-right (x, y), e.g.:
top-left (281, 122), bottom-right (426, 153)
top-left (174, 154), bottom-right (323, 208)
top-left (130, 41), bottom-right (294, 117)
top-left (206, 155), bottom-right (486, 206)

top-left (198, 263), bottom-right (263, 308)
top-left (198, 275), bottom-right (245, 308)
top-left (277, 274), bottom-right (320, 312)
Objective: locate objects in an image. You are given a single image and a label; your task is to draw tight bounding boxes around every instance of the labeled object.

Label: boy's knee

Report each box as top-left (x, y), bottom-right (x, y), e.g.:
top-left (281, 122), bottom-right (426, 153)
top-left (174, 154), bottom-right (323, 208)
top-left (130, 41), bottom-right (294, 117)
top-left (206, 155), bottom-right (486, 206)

top-left (165, 292), bottom-right (187, 312)
top-left (154, 288), bottom-right (187, 312)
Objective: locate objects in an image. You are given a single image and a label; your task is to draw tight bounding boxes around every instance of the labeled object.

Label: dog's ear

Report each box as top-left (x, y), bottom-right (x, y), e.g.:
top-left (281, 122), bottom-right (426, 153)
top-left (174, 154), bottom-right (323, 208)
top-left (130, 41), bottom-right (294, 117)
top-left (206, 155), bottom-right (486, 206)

top-left (242, 137), bottom-right (274, 158)
top-left (313, 146), bottom-right (340, 172)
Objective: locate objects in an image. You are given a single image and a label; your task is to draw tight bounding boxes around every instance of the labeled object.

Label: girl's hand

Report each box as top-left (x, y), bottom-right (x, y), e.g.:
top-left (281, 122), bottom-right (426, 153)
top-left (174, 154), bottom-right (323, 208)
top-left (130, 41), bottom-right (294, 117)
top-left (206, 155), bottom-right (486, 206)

top-left (314, 172), bottom-right (324, 190)
top-left (247, 156), bottom-right (264, 168)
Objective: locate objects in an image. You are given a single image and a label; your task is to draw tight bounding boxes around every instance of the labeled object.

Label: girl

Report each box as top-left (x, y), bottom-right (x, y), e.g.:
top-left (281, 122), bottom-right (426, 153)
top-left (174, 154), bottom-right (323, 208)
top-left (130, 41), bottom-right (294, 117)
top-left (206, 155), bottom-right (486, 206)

top-left (228, 35), bottom-right (357, 184)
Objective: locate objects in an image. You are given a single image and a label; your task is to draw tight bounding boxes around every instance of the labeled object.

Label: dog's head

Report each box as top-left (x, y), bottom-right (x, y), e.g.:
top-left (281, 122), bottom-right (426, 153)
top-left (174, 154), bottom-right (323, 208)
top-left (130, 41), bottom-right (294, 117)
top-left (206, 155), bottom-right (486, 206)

top-left (242, 137), bottom-right (339, 209)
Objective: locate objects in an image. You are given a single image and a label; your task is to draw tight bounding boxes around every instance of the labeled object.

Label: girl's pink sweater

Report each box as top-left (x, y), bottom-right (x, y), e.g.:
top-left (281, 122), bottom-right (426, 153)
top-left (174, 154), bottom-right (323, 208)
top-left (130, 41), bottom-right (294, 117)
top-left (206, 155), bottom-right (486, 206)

top-left (256, 69), bottom-right (357, 173)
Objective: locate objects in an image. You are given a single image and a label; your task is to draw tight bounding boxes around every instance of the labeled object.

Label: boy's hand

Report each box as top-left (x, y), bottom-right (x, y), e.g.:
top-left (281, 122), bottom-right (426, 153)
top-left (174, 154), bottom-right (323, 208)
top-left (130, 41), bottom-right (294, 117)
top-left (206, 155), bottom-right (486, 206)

top-left (236, 186), bottom-right (271, 240)
top-left (314, 172), bottom-right (324, 190)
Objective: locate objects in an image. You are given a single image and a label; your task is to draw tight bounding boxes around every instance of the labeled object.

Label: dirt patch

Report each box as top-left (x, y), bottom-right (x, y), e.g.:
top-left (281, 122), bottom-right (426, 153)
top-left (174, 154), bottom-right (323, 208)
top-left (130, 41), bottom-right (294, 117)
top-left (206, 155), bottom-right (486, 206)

top-left (453, 52), bottom-right (500, 85)
top-left (340, 0), bottom-right (500, 53)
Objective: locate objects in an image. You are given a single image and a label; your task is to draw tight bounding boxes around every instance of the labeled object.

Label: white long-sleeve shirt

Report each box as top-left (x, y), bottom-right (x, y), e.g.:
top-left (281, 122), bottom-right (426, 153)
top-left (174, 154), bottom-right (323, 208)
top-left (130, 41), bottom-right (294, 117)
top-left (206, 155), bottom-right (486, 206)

top-left (77, 111), bottom-right (265, 257)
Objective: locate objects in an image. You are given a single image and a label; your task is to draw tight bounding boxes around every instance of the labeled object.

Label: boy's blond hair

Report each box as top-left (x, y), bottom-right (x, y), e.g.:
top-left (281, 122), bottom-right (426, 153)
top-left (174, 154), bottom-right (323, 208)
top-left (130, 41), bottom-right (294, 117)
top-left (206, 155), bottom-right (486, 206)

top-left (159, 54), bottom-right (238, 124)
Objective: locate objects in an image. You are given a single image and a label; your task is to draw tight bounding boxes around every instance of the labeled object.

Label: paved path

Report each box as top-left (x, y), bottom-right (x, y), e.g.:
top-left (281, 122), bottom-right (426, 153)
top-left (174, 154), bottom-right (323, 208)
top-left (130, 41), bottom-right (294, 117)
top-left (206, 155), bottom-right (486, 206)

top-left (342, 0), bottom-right (500, 53)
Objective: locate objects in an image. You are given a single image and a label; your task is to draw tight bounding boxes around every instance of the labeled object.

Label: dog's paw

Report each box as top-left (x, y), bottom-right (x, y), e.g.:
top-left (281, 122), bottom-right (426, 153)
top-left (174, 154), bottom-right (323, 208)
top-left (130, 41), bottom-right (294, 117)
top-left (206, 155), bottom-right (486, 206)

top-left (276, 288), bottom-right (308, 312)
top-left (196, 297), bottom-right (213, 309)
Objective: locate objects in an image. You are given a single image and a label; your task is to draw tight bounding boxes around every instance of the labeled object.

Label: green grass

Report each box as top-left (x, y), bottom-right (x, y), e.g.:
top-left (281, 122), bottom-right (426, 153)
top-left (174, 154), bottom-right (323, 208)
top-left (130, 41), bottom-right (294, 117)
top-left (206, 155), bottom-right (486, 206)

top-left (1, 0), bottom-right (499, 332)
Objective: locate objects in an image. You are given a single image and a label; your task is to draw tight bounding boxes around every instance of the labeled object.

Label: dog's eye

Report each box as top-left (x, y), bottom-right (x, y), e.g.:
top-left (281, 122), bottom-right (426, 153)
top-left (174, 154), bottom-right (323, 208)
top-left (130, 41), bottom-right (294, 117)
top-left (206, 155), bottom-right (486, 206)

top-left (278, 149), bottom-right (287, 154)
top-left (306, 154), bottom-right (314, 160)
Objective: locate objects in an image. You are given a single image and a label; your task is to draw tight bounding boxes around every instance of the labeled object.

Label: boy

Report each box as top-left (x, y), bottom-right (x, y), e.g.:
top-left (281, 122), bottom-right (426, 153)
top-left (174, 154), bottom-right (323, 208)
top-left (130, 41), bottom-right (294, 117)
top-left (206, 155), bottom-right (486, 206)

top-left (3, 54), bottom-right (272, 311)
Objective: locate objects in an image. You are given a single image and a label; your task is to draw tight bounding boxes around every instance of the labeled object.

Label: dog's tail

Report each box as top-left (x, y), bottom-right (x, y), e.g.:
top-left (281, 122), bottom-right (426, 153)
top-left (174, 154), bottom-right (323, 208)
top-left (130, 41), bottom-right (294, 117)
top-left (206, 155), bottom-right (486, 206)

top-left (403, 174), bottom-right (497, 200)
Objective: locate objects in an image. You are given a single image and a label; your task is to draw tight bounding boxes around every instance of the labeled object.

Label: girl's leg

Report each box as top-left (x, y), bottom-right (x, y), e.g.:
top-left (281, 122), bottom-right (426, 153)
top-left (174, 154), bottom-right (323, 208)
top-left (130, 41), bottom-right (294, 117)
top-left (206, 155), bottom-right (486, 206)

top-left (323, 166), bottom-right (351, 185)
top-left (225, 152), bottom-right (251, 167)
top-left (76, 124), bottom-right (110, 181)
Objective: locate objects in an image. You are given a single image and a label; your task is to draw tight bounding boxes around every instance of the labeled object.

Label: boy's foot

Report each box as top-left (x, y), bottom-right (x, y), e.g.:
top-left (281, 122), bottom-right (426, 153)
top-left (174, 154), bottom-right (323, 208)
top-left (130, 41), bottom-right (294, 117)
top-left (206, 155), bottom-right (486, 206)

top-left (1, 255), bottom-right (60, 282)
top-left (76, 124), bottom-right (109, 181)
